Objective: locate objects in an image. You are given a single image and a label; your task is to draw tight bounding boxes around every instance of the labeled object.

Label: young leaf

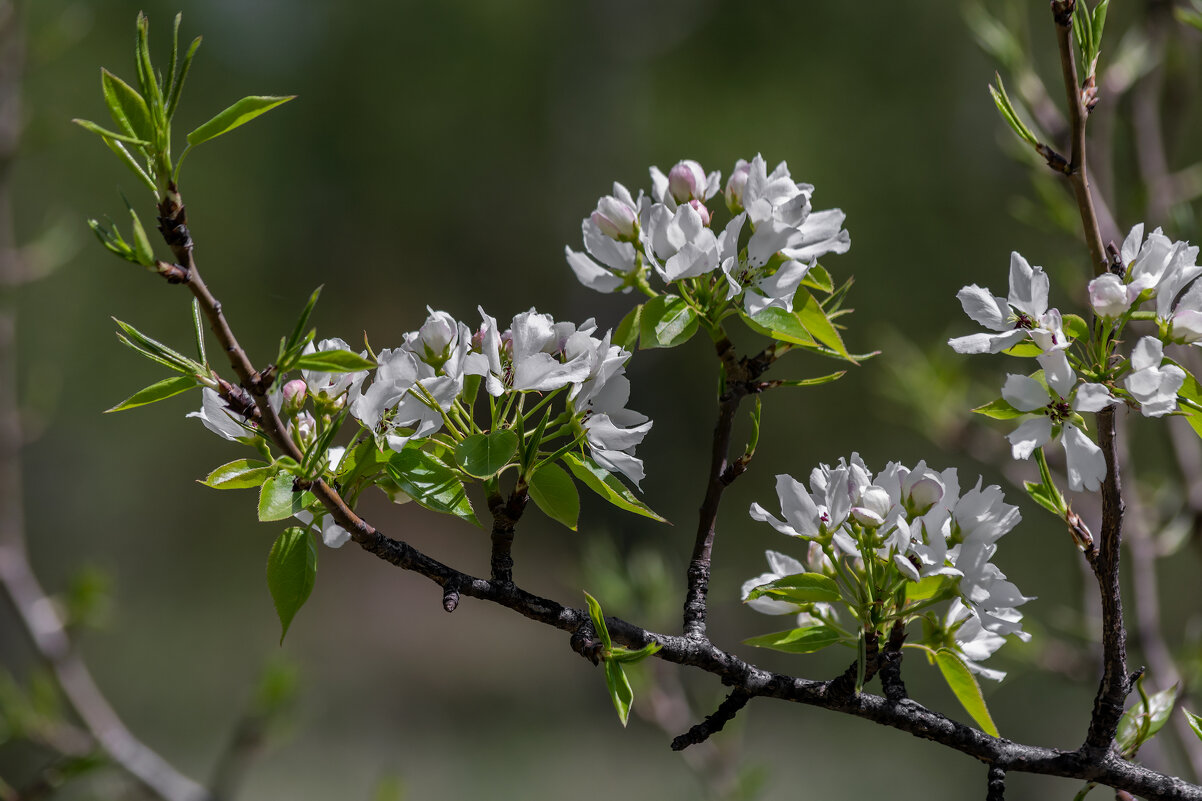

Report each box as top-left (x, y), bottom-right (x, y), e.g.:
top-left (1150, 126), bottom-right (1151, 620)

top-left (583, 591), bottom-right (611, 649)
top-left (202, 459), bottom-right (276, 490)
top-left (972, 398), bottom-right (1025, 420)
top-left (1024, 480), bottom-right (1067, 516)
top-left (106, 375), bottom-right (197, 412)
top-left (387, 449), bottom-right (479, 526)
top-left (796, 290), bottom-right (855, 363)
top-left (771, 371), bottom-right (847, 388)
top-left (101, 69), bottom-right (155, 144)
top-left (266, 527), bottom-right (317, 644)
top-left (192, 298), bottom-right (207, 365)
top-left (1185, 709), bottom-right (1202, 742)
top-left (73, 118), bottom-right (151, 147)
top-left (604, 660), bottom-right (633, 727)
top-left (126, 205), bottom-right (154, 267)
top-left (746, 306), bottom-right (816, 347)
top-left (454, 430), bottom-right (519, 479)
top-left (742, 625), bottom-right (842, 654)
top-left (258, 473), bottom-right (313, 522)
top-left (608, 641), bottom-right (662, 664)
top-left (801, 263), bottom-right (834, 294)
top-left (934, 648), bottom-right (1000, 737)
top-left (1116, 681), bottom-right (1179, 756)
top-left (187, 96), bottom-right (296, 148)
top-left (988, 72), bottom-right (1039, 147)
top-left (527, 462), bottom-right (580, 530)
top-left (639, 294), bottom-right (698, 349)
top-left (744, 572), bottom-right (841, 605)
top-left (292, 349), bottom-right (376, 373)
top-left (614, 303), bottom-right (643, 351)
top-left (113, 318), bottom-right (205, 375)
top-left (1061, 313), bottom-right (1089, 342)
top-left (562, 452), bottom-right (667, 523)
top-left (99, 135), bottom-right (158, 193)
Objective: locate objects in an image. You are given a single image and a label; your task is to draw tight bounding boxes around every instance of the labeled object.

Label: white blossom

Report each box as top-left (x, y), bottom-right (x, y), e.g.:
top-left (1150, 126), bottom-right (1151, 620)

top-left (948, 252), bottom-right (1065, 355)
top-left (1124, 336), bottom-right (1185, 417)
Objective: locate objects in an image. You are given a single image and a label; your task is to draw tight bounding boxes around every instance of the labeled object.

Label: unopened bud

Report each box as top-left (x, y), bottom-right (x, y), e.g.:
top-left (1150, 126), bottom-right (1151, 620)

top-left (687, 199), bottom-right (712, 226)
top-left (294, 411), bottom-right (317, 445)
top-left (1066, 510), bottom-right (1093, 552)
top-left (725, 159), bottom-right (750, 212)
top-left (667, 160), bottom-right (706, 203)
top-left (281, 379), bottom-right (307, 417)
top-left (851, 485), bottom-right (891, 528)
top-left (1088, 274), bottom-right (1130, 319)
top-left (591, 196), bottom-right (637, 240)
top-left (907, 476), bottom-right (943, 517)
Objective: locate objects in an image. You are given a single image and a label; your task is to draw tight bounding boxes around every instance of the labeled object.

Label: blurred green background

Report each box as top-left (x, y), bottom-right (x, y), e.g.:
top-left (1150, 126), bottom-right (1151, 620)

top-left (4, 1), bottom-right (1202, 798)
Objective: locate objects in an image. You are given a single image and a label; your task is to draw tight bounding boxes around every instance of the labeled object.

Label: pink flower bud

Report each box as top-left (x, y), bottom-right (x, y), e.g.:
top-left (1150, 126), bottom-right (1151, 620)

top-left (687, 199), bottom-right (712, 226)
top-left (667, 160), bottom-right (706, 203)
top-left (725, 159), bottom-right (750, 211)
top-left (281, 379), bottom-right (307, 417)
top-left (591, 196), bottom-right (637, 240)
top-left (1088, 274), bottom-right (1131, 319)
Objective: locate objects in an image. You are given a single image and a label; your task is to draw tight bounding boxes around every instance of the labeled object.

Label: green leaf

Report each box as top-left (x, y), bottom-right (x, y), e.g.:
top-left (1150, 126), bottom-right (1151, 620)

top-left (604, 660), bottom-right (633, 727)
top-left (266, 527), bottom-right (317, 644)
top-left (609, 641), bottom-right (662, 664)
top-left (106, 375), bottom-right (197, 412)
top-left (583, 591), bottom-right (611, 649)
top-left (1177, 6), bottom-right (1202, 31)
top-left (639, 294), bottom-right (698, 349)
top-left (387, 449), bottom-right (479, 526)
top-left (972, 398), bottom-right (1025, 420)
top-left (166, 32), bottom-right (202, 121)
top-left (127, 205), bottom-right (154, 267)
top-left (98, 135), bottom-right (157, 193)
top-left (1024, 480), bottom-right (1066, 516)
top-left (192, 298), bottom-right (207, 365)
top-left (989, 72), bottom-right (1039, 147)
top-left (742, 625), bottom-right (842, 654)
top-left (283, 286), bottom-right (322, 357)
top-left (1116, 681), bottom-right (1179, 756)
top-left (801, 263), bottom-right (834, 293)
top-left (292, 349), bottom-right (376, 373)
top-left (1002, 341), bottom-right (1042, 357)
top-left (1062, 313), bottom-right (1089, 342)
top-left (72, 118), bottom-right (150, 146)
top-left (101, 68), bottom-right (155, 143)
top-left (772, 371), bottom-right (847, 388)
top-left (905, 575), bottom-right (949, 603)
top-left (934, 648), bottom-right (999, 737)
top-left (614, 304), bottom-right (643, 351)
top-left (187, 95), bottom-right (296, 147)
top-left (562, 452), bottom-right (667, 523)
top-left (258, 474), bottom-right (314, 522)
top-left (1185, 709), bottom-right (1202, 742)
top-left (796, 290), bottom-right (855, 363)
top-left (133, 12), bottom-right (164, 122)
top-left (746, 306), bottom-right (815, 347)
top-left (113, 318), bottom-right (205, 375)
top-left (202, 459), bottom-right (275, 490)
top-left (744, 572), bottom-right (841, 605)
top-left (454, 430), bottom-right (519, 479)
top-left (527, 462), bottom-right (580, 530)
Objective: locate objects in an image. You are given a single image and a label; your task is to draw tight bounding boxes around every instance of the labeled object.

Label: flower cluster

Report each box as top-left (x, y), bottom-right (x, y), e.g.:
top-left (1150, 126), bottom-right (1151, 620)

top-left (945, 238), bottom-right (1202, 493)
top-left (566, 155), bottom-right (850, 315)
top-left (743, 455), bottom-right (1030, 679)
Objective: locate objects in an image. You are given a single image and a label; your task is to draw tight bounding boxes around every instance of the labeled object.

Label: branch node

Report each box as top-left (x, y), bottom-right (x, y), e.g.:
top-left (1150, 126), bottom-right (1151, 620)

top-left (986, 764), bottom-right (1007, 801)
top-left (442, 579), bottom-right (460, 613)
top-left (569, 623), bottom-right (603, 665)
top-left (670, 689), bottom-right (752, 751)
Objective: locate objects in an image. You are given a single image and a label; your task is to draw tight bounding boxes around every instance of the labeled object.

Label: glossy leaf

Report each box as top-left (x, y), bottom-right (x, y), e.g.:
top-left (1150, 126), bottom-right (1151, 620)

top-left (292, 349), bottom-right (376, 373)
top-left (1116, 681), bottom-right (1178, 756)
top-left (106, 375), bottom-right (197, 412)
top-left (1002, 341), bottom-right (1042, 357)
top-left (202, 459), bottom-right (275, 490)
top-left (613, 303), bottom-right (643, 351)
top-left (608, 641), bottom-right (662, 664)
top-left (604, 659), bottom-right (633, 727)
top-left (934, 648), bottom-right (999, 737)
top-left (387, 449), bottom-right (479, 526)
top-left (801, 263), bottom-right (834, 293)
top-left (266, 527), bottom-right (317, 644)
top-left (1062, 313), bottom-right (1089, 342)
top-left (744, 572), bottom-right (840, 604)
top-left (972, 398), bottom-right (1025, 420)
top-left (583, 591), bottom-right (611, 649)
top-left (527, 462), bottom-right (579, 530)
top-left (1024, 480), bottom-right (1065, 516)
top-left (454, 430), bottom-right (519, 479)
top-left (101, 68), bottom-right (154, 143)
top-left (562, 452), bottom-right (667, 523)
top-left (639, 294), bottom-right (698, 349)
top-left (796, 290), bottom-right (855, 363)
top-left (905, 575), bottom-right (950, 603)
top-left (258, 474), bottom-right (313, 522)
top-left (742, 625), bottom-right (842, 654)
top-left (746, 306), bottom-right (815, 346)
top-left (72, 117), bottom-right (150, 147)
top-left (1185, 709), bottom-right (1202, 742)
top-left (187, 95), bottom-right (296, 147)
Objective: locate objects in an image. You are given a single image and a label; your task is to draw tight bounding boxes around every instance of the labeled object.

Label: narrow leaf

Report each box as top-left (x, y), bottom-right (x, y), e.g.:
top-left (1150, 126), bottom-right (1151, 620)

top-left (608, 641), bottom-right (662, 664)
top-left (192, 298), bottom-right (207, 365)
top-left (1186, 709), bottom-right (1202, 742)
top-left (202, 459), bottom-right (275, 490)
top-left (583, 591), bottom-right (611, 649)
top-left (99, 135), bottom-right (157, 193)
top-left (292, 349), bottom-right (376, 373)
top-left (266, 527), bottom-right (317, 643)
top-left (934, 648), bottom-right (1000, 737)
top-left (106, 375), bottom-right (197, 412)
top-left (744, 572), bottom-right (841, 604)
top-left (527, 462), bottom-right (580, 530)
top-left (167, 35), bottom-right (202, 120)
top-left (454, 430), bottom-right (519, 479)
top-left (796, 290), bottom-right (855, 363)
top-left (562, 452), bottom-right (667, 523)
top-left (187, 96), bottom-right (296, 147)
top-left (604, 660), bottom-right (633, 727)
top-left (72, 118), bottom-right (150, 146)
top-left (742, 625), bottom-right (842, 654)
